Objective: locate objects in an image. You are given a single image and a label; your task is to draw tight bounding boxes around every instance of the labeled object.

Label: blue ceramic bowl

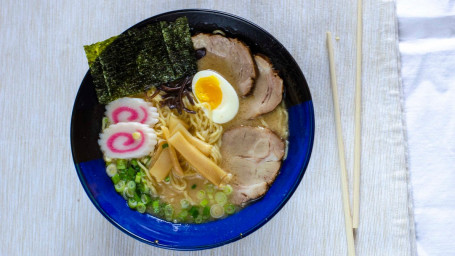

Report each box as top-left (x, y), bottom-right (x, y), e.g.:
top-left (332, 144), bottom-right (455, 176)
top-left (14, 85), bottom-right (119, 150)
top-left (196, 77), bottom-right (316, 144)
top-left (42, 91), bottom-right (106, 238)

top-left (71, 9), bottom-right (314, 250)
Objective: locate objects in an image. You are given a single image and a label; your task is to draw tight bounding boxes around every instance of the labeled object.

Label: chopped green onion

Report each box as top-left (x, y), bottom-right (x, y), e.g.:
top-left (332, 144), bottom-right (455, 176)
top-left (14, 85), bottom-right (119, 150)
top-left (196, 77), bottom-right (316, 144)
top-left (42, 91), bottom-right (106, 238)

top-left (135, 173), bottom-right (142, 183)
top-left (196, 190), bottom-right (206, 200)
top-left (152, 200), bottom-right (160, 214)
top-left (125, 188), bottom-right (135, 198)
top-left (164, 204), bottom-right (173, 215)
top-left (210, 204), bottom-right (224, 218)
top-left (215, 192), bottom-right (227, 205)
top-left (164, 204), bottom-right (174, 218)
top-left (126, 167), bottom-right (136, 179)
top-left (118, 169), bottom-right (127, 180)
top-left (128, 198), bottom-right (138, 208)
top-left (180, 209), bottom-right (189, 217)
top-left (191, 184), bottom-right (197, 189)
top-left (131, 159), bottom-right (138, 166)
top-left (224, 203), bottom-right (236, 214)
top-left (136, 202), bottom-right (146, 213)
top-left (180, 199), bottom-right (190, 209)
top-left (111, 174), bottom-right (121, 185)
top-left (102, 117), bottom-right (110, 129)
top-left (133, 193), bottom-right (141, 202)
top-left (203, 206), bottom-right (210, 216)
top-left (106, 163), bottom-right (118, 177)
top-left (205, 184), bottom-right (214, 194)
top-left (116, 159), bottom-right (127, 170)
top-left (144, 185), bottom-right (151, 194)
top-left (200, 199), bottom-right (209, 207)
top-left (178, 209), bottom-right (188, 221)
top-left (164, 176), bottom-right (170, 182)
top-left (222, 184), bottom-right (233, 195)
top-left (189, 206), bottom-right (199, 218)
top-left (139, 183), bottom-right (150, 194)
top-left (136, 183), bottom-right (144, 193)
top-left (127, 180), bottom-right (136, 190)
top-left (162, 143), bottom-right (169, 149)
top-left (122, 188), bottom-right (129, 198)
top-left (195, 215), bottom-right (203, 223)
top-left (141, 194), bottom-right (151, 205)
top-left (114, 180), bottom-right (126, 192)
top-left (104, 155), bottom-right (112, 163)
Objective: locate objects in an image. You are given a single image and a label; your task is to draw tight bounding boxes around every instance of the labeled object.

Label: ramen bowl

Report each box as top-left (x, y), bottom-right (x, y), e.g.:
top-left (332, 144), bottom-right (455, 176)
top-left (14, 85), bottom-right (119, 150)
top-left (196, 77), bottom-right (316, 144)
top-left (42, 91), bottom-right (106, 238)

top-left (71, 9), bottom-right (314, 250)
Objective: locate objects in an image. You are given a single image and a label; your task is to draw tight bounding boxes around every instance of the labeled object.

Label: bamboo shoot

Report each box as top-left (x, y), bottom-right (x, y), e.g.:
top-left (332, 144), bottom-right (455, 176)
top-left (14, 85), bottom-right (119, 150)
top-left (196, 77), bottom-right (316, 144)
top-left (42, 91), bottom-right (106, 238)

top-left (161, 126), bottom-right (185, 177)
top-left (169, 114), bottom-right (189, 131)
top-left (168, 131), bottom-right (229, 186)
top-left (149, 147), bottom-right (172, 181)
top-left (170, 123), bottom-right (212, 156)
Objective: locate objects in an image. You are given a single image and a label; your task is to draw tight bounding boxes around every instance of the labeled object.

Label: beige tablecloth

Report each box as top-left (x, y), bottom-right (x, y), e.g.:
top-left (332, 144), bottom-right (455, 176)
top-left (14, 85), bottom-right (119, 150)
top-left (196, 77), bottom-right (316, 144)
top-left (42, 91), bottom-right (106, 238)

top-left (0, 0), bottom-right (415, 255)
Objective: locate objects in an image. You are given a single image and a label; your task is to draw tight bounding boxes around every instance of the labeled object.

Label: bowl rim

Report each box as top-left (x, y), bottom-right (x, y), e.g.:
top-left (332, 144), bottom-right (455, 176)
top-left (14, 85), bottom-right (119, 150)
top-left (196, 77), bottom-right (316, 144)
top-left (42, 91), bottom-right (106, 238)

top-left (71, 8), bottom-right (315, 250)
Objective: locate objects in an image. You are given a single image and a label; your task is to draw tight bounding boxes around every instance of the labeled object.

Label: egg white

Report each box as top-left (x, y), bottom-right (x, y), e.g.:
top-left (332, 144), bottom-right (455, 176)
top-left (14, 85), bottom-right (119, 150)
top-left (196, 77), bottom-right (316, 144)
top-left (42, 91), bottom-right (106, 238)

top-left (191, 70), bottom-right (239, 124)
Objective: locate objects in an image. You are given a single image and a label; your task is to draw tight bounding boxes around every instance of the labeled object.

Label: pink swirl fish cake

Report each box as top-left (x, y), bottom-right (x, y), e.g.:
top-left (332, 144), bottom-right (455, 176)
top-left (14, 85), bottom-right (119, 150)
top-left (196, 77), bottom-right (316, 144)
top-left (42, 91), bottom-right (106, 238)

top-left (106, 98), bottom-right (159, 126)
top-left (99, 122), bottom-right (157, 159)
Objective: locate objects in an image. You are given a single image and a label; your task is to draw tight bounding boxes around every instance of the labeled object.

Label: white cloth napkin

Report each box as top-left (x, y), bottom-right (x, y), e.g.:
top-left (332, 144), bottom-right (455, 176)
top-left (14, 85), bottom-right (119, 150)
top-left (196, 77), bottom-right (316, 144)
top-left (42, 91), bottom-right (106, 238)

top-left (397, 1), bottom-right (455, 255)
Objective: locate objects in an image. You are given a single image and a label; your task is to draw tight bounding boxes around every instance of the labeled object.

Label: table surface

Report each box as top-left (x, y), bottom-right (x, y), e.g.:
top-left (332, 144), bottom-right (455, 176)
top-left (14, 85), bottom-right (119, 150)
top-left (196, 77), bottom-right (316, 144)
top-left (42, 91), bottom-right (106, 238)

top-left (3, 0), bottom-right (452, 255)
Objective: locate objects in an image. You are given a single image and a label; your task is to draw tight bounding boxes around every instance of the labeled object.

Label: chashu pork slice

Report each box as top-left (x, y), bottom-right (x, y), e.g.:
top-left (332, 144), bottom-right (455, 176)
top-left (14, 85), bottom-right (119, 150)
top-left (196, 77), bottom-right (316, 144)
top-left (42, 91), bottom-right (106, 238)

top-left (243, 55), bottom-right (284, 119)
top-left (191, 33), bottom-right (256, 96)
top-left (220, 126), bottom-right (285, 206)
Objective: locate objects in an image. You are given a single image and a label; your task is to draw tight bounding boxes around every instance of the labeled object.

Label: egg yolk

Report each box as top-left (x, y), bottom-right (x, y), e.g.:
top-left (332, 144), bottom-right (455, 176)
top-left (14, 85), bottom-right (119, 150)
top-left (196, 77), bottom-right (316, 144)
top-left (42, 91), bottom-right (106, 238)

top-left (194, 75), bottom-right (222, 110)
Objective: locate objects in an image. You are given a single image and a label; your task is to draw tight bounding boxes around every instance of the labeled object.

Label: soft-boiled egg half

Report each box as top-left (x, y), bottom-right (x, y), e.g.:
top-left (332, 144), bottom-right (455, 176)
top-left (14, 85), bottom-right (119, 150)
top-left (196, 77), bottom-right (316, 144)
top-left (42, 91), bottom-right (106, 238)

top-left (192, 70), bottom-right (239, 124)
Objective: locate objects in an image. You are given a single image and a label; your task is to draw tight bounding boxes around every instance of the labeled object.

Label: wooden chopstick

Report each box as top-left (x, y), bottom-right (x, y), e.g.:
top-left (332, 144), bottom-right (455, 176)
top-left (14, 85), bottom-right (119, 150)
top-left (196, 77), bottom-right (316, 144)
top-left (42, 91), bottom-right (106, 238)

top-left (327, 31), bottom-right (356, 256)
top-left (353, 0), bottom-right (363, 229)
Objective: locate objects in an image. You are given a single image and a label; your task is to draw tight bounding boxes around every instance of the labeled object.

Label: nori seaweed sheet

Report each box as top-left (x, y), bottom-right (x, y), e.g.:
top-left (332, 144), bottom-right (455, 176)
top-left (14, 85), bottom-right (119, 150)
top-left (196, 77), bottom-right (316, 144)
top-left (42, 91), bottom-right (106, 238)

top-left (83, 35), bottom-right (118, 67)
top-left (160, 17), bottom-right (197, 79)
top-left (90, 58), bottom-right (112, 104)
top-left (84, 17), bottom-right (196, 104)
top-left (98, 28), bottom-right (155, 102)
top-left (136, 23), bottom-right (175, 87)
top-left (84, 36), bottom-right (119, 104)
